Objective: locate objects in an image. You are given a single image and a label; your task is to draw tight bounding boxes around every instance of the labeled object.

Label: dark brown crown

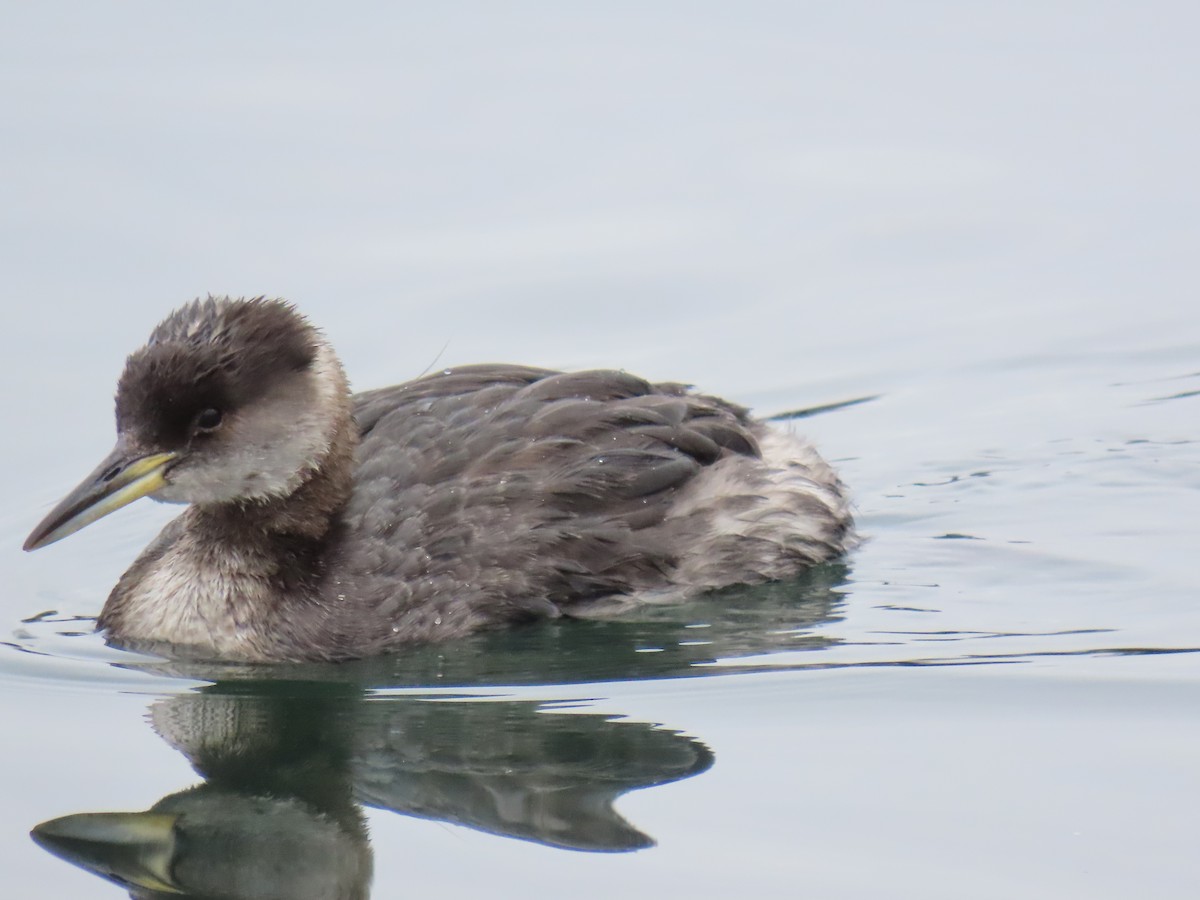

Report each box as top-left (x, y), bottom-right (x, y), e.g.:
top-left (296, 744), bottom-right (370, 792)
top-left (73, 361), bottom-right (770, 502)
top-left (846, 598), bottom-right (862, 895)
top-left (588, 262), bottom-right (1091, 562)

top-left (115, 296), bottom-right (319, 447)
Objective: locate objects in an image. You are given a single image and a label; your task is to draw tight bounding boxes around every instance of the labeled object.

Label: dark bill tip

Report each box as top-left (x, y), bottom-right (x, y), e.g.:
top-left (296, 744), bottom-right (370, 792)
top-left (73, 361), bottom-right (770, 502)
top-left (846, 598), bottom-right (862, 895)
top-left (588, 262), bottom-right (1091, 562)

top-left (24, 448), bottom-right (177, 551)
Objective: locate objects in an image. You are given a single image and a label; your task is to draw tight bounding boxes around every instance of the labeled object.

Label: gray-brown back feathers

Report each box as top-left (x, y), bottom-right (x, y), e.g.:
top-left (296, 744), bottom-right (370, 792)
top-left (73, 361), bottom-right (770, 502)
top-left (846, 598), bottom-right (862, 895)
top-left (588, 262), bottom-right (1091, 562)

top-left (321, 365), bottom-right (853, 656)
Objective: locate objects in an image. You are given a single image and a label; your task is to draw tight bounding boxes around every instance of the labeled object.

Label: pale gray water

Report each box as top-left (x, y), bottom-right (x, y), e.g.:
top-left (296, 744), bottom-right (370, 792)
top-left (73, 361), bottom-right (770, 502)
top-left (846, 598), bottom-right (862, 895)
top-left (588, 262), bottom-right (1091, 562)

top-left (2, 3), bottom-right (1198, 897)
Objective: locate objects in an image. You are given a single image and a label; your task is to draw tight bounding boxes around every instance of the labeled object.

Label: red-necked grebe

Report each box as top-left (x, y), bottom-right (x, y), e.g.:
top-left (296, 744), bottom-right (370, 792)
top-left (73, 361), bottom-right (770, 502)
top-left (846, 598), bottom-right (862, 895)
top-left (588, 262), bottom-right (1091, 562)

top-left (24, 296), bottom-right (853, 662)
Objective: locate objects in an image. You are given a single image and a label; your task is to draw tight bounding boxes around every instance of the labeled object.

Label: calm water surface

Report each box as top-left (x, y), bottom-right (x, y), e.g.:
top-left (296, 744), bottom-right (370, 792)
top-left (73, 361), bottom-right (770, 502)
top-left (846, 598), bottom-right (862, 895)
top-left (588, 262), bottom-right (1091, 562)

top-left (2, 4), bottom-right (1198, 898)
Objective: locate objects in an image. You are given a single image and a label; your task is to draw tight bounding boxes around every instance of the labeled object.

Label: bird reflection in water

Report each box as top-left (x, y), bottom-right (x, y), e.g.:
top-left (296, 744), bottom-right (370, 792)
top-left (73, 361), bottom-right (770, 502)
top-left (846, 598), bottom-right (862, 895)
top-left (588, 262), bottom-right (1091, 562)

top-left (31, 682), bottom-right (712, 899)
top-left (30, 565), bottom-right (850, 898)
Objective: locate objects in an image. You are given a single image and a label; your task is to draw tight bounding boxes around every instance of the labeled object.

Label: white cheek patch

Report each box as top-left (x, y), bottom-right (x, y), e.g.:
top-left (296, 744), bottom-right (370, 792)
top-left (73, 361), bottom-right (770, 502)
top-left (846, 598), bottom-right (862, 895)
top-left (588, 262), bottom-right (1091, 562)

top-left (154, 342), bottom-right (345, 505)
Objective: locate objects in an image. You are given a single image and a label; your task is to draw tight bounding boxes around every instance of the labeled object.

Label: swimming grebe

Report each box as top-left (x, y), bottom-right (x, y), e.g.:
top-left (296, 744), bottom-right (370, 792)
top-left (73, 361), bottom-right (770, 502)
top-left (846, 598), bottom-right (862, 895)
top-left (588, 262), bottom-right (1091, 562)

top-left (24, 297), bottom-right (853, 662)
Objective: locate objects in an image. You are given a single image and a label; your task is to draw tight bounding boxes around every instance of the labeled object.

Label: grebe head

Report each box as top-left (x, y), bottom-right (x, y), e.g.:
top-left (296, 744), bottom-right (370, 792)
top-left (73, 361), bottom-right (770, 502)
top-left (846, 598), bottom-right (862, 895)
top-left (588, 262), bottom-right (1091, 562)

top-left (24, 296), bottom-right (350, 550)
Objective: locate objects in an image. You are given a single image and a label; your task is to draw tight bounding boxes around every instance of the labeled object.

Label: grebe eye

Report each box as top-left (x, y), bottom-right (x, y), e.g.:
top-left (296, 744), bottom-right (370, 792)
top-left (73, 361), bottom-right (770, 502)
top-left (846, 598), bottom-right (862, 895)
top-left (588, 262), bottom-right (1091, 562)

top-left (195, 408), bottom-right (223, 431)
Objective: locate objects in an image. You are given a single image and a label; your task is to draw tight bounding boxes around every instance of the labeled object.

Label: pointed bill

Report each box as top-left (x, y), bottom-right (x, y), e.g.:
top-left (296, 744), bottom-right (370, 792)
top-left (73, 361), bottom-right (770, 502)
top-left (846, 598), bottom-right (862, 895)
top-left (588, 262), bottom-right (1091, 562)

top-left (31, 811), bottom-right (182, 894)
top-left (23, 445), bottom-right (178, 551)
